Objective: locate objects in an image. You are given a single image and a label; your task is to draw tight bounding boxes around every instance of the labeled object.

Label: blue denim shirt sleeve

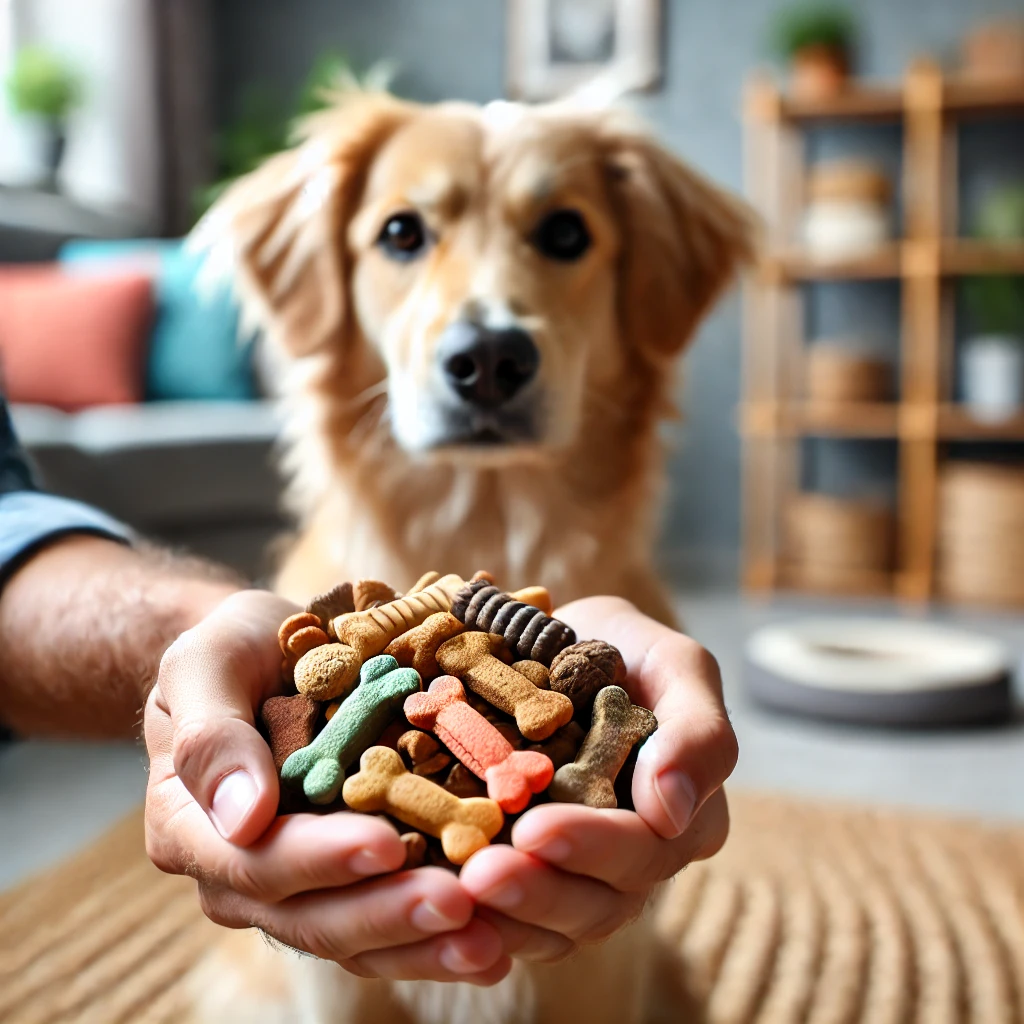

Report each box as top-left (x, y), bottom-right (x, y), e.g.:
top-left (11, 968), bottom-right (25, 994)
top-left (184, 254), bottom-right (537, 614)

top-left (0, 396), bottom-right (132, 589)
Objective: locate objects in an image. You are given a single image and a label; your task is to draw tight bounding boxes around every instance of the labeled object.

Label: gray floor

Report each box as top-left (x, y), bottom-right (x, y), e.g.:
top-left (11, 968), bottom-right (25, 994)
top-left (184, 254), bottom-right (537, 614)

top-left (2, 589), bottom-right (1022, 892)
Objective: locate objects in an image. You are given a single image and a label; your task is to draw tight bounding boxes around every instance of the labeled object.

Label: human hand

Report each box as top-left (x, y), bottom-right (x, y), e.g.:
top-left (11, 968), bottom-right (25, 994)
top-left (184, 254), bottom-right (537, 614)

top-left (144, 589), bottom-right (509, 984)
top-left (459, 596), bottom-right (737, 963)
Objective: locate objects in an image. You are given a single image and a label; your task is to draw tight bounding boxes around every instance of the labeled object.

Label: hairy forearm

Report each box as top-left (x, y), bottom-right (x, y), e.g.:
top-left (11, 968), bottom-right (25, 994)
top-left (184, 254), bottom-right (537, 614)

top-left (0, 536), bottom-right (241, 738)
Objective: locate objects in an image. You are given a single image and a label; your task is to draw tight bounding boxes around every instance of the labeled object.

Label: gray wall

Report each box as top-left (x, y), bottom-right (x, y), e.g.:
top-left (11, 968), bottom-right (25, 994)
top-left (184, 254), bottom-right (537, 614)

top-left (212, 0), bottom-right (1024, 580)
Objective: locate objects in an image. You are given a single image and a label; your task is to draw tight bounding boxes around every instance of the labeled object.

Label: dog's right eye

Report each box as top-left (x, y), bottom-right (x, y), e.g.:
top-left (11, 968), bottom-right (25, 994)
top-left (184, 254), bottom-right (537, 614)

top-left (378, 212), bottom-right (427, 260)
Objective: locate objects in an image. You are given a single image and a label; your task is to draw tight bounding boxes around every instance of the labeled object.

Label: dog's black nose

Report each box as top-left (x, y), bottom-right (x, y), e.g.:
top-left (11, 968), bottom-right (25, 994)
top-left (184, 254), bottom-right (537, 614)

top-left (438, 322), bottom-right (540, 407)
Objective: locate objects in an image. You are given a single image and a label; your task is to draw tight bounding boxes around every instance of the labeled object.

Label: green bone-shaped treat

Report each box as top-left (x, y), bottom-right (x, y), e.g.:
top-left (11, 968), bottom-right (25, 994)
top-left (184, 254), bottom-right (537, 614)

top-left (281, 654), bottom-right (421, 804)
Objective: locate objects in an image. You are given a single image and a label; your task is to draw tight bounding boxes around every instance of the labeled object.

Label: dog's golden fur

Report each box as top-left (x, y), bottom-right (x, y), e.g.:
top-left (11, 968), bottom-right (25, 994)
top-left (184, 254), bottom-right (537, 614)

top-left (193, 90), bottom-right (752, 1023)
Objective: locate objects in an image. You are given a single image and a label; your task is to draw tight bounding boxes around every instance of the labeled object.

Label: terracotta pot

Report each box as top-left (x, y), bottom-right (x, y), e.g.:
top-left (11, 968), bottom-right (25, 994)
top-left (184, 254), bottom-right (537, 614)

top-left (790, 44), bottom-right (848, 100)
top-left (961, 20), bottom-right (1024, 81)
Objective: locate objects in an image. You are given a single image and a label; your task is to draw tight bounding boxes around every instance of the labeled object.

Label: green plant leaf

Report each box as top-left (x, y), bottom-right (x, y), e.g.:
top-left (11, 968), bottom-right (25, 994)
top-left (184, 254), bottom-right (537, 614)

top-left (5, 46), bottom-right (81, 119)
top-left (962, 276), bottom-right (1024, 337)
top-left (770, 3), bottom-right (855, 60)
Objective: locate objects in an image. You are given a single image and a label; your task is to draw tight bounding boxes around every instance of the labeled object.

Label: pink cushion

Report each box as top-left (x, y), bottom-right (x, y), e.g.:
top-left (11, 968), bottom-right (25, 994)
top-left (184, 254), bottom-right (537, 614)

top-left (0, 266), bottom-right (153, 410)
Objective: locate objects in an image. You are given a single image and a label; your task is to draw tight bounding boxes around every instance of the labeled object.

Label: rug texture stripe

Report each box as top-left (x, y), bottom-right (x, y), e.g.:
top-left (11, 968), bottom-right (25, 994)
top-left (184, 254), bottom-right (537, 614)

top-left (3, 794), bottom-right (1024, 1023)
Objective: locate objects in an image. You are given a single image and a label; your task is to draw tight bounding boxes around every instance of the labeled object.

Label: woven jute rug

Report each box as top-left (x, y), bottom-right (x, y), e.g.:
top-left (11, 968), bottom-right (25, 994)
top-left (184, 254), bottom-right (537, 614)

top-left (2, 792), bottom-right (1024, 1024)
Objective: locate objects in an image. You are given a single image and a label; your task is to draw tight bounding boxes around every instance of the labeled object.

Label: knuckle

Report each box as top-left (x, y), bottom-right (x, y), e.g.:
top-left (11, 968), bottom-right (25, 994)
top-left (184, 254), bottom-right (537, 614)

top-left (171, 718), bottom-right (219, 783)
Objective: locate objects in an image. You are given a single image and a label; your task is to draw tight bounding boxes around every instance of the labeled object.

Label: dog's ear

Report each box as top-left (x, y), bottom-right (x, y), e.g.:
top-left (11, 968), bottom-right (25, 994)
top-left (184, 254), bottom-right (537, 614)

top-left (192, 92), bottom-right (414, 358)
top-left (602, 120), bottom-right (757, 364)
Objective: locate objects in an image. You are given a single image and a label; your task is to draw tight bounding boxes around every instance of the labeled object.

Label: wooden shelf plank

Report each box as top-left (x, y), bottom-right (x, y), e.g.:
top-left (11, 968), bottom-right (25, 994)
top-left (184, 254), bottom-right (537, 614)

top-left (776, 86), bottom-right (904, 123)
top-left (739, 402), bottom-right (900, 438)
top-left (943, 75), bottom-right (1024, 115)
top-left (939, 405), bottom-right (1024, 441)
top-left (941, 239), bottom-right (1024, 275)
top-left (763, 245), bottom-right (903, 282)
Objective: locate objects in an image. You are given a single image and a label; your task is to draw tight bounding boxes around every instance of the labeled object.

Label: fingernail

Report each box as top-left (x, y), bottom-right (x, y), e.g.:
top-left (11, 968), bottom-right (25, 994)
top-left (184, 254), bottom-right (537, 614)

top-left (480, 881), bottom-right (523, 911)
top-left (527, 837), bottom-right (571, 863)
top-left (439, 941), bottom-right (484, 974)
top-left (654, 769), bottom-right (697, 837)
top-left (348, 849), bottom-right (389, 876)
top-left (210, 770), bottom-right (257, 840)
top-left (410, 900), bottom-right (463, 934)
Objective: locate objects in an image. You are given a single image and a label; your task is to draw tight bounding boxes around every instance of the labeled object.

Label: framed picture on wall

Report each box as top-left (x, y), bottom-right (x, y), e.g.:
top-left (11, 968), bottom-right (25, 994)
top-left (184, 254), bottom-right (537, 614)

top-left (507, 0), bottom-right (662, 100)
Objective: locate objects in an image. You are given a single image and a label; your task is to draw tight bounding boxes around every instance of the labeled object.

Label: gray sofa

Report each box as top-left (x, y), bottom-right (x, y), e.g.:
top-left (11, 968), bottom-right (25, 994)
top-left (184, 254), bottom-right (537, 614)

top-left (12, 400), bottom-right (290, 584)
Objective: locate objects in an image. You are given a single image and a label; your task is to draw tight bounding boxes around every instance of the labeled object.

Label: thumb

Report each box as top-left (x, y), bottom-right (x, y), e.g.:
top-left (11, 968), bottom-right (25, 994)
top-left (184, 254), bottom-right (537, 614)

top-left (157, 590), bottom-right (297, 846)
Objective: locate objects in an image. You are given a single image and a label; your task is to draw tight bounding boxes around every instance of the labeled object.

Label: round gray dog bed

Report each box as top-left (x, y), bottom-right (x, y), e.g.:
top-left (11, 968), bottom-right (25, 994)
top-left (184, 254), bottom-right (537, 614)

top-left (744, 618), bottom-right (1014, 726)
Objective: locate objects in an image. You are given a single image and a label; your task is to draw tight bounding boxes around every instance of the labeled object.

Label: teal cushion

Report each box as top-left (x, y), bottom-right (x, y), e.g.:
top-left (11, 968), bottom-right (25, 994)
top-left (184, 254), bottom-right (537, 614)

top-left (60, 239), bottom-right (255, 401)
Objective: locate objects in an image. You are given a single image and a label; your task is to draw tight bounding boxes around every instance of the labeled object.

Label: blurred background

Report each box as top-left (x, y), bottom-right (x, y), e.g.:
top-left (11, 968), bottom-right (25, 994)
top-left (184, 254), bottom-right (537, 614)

top-left (1, 0), bottom-right (1024, 915)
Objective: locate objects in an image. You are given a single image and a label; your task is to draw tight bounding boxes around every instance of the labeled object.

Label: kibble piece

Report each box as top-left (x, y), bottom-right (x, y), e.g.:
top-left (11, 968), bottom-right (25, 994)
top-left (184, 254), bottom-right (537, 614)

top-left (343, 746), bottom-right (503, 865)
top-left (443, 763), bottom-right (487, 799)
top-left (549, 685), bottom-right (657, 809)
top-left (396, 729), bottom-right (452, 777)
top-left (549, 640), bottom-right (627, 717)
top-left (293, 643), bottom-right (361, 702)
top-left (401, 831), bottom-right (428, 869)
top-left (405, 675), bottom-right (553, 813)
top-left (385, 611), bottom-right (466, 679)
top-left (307, 582), bottom-right (355, 631)
top-left (451, 580), bottom-right (575, 665)
top-left (282, 655), bottom-right (421, 805)
top-left (527, 720), bottom-right (585, 770)
top-left (278, 612), bottom-right (324, 657)
top-left (261, 694), bottom-right (321, 771)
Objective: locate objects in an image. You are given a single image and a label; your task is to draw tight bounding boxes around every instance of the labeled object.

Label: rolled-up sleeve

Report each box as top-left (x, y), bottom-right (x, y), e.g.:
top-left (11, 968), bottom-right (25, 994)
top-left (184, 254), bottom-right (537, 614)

top-left (0, 397), bottom-right (132, 589)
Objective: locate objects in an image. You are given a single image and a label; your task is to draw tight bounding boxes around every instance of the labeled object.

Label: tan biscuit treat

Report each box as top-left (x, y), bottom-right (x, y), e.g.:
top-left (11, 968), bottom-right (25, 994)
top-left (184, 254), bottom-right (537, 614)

top-left (527, 720), bottom-right (585, 770)
top-left (436, 632), bottom-right (573, 741)
top-left (343, 746), bottom-right (503, 865)
top-left (396, 729), bottom-right (452, 777)
top-left (549, 640), bottom-right (628, 716)
top-left (353, 579), bottom-right (400, 611)
top-left (549, 685), bottom-right (658, 808)
top-left (451, 579), bottom-right (575, 664)
top-left (510, 586), bottom-right (553, 616)
top-left (278, 613), bottom-right (327, 658)
top-left (384, 611), bottom-right (466, 678)
top-left (306, 583), bottom-right (354, 636)
top-left (332, 574), bottom-right (465, 661)
top-left (408, 570), bottom-right (441, 594)
top-left (470, 570), bottom-right (496, 585)
top-left (400, 831), bottom-right (428, 869)
top-left (261, 693), bottom-right (321, 771)
top-left (293, 643), bottom-right (361, 701)
top-left (511, 660), bottom-right (550, 688)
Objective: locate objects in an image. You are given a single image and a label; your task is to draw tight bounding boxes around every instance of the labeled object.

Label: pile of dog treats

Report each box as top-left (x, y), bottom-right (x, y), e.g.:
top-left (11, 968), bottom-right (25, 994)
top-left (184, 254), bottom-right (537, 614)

top-left (259, 571), bottom-right (657, 867)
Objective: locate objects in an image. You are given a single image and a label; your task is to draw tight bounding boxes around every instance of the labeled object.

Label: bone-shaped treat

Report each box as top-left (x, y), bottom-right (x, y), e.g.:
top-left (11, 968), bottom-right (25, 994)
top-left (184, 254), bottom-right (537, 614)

top-left (281, 655), bottom-right (421, 805)
top-left (261, 693), bottom-right (321, 771)
top-left (343, 746), bottom-right (503, 865)
top-left (353, 579), bottom-right (400, 611)
top-left (293, 642), bottom-right (361, 701)
top-left (549, 640), bottom-right (627, 716)
top-left (549, 685), bottom-right (657, 808)
top-left (405, 676), bottom-right (553, 812)
top-left (511, 660), bottom-right (550, 688)
top-left (436, 632), bottom-right (573, 741)
top-left (450, 579), bottom-right (575, 665)
top-left (331, 574), bottom-right (465, 661)
top-left (408, 570), bottom-right (441, 594)
top-left (384, 611), bottom-right (466, 678)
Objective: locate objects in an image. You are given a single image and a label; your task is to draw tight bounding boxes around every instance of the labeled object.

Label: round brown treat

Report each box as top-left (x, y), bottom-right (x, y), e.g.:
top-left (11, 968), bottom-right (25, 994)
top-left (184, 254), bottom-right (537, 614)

top-left (549, 640), bottom-right (627, 716)
top-left (278, 612), bottom-right (323, 657)
top-left (401, 832), bottom-right (428, 869)
top-left (443, 762), bottom-right (487, 799)
top-left (397, 730), bottom-right (452, 777)
top-left (293, 643), bottom-right (361, 701)
top-left (286, 624), bottom-right (330, 660)
top-left (511, 660), bottom-right (550, 688)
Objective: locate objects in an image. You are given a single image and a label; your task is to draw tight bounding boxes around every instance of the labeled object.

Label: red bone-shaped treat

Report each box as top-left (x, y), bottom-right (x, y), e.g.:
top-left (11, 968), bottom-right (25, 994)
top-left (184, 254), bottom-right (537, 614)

top-left (405, 676), bottom-right (553, 813)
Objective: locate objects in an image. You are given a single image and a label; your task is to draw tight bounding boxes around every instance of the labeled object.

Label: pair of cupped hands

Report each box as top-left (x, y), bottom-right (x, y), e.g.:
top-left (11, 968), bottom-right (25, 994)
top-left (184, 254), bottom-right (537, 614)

top-left (144, 590), bottom-right (737, 985)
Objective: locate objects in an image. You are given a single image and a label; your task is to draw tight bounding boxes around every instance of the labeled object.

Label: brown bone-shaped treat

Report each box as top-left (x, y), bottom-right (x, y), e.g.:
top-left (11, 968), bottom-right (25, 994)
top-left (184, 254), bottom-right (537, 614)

top-left (384, 611), bottom-right (466, 679)
top-left (396, 729), bottom-right (452, 777)
top-left (353, 579), bottom-right (400, 611)
top-left (332, 574), bottom-right (465, 662)
top-left (549, 686), bottom-right (657, 808)
top-left (549, 640), bottom-right (627, 716)
top-left (306, 583), bottom-right (354, 636)
top-left (436, 632), bottom-right (573, 741)
top-left (293, 643), bottom-right (361, 701)
top-left (261, 693), bottom-right (321, 771)
top-left (451, 580), bottom-right (575, 665)
top-left (511, 660), bottom-right (549, 688)
top-left (343, 746), bottom-right (503, 865)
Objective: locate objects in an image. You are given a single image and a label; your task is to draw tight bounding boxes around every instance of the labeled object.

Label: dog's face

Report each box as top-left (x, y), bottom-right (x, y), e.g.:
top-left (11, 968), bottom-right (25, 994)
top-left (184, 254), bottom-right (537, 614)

top-left (201, 93), bottom-right (752, 464)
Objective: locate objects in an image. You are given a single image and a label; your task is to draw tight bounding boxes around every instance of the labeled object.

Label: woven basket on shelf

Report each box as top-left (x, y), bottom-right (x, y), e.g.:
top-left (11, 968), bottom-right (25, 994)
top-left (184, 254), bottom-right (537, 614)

top-left (806, 344), bottom-right (892, 403)
top-left (939, 463), bottom-right (1024, 605)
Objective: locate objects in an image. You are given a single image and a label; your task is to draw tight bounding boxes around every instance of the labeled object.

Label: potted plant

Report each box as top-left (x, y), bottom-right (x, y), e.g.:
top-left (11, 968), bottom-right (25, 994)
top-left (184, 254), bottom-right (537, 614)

top-left (5, 46), bottom-right (81, 191)
top-left (771, 3), bottom-right (855, 100)
top-left (961, 275), bottom-right (1024, 423)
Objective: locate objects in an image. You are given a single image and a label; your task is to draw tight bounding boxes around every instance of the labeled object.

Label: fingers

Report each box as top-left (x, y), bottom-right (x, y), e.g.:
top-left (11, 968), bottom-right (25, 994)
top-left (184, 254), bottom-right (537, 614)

top-left (510, 793), bottom-right (730, 891)
top-left (557, 596), bottom-right (738, 840)
top-left (152, 589), bottom-right (297, 846)
top-left (460, 845), bottom-right (645, 945)
top-left (223, 867), bottom-right (477, 963)
top-left (474, 907), bottom-right (577, 963)
top-left (348, 919), bottom-right (512, 985)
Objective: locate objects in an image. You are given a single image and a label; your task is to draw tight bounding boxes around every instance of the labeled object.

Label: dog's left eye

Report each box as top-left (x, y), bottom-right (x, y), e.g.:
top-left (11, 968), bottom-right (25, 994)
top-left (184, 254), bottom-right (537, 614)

top-left (378, 212), bottom-right (427, 260)
top-left (532, 209), bottom-right (591, 261)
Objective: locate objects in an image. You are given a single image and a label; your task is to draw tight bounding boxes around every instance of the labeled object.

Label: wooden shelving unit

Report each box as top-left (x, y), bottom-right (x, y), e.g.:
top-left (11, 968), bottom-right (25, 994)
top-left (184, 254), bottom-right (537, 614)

top-left (741, 60), bottom-right (1024, 603)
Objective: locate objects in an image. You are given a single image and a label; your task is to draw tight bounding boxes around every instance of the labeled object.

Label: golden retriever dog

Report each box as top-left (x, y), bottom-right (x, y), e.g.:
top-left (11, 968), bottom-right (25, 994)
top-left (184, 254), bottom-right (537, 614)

top-left (191, 88), bottom-right (752, 1024)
